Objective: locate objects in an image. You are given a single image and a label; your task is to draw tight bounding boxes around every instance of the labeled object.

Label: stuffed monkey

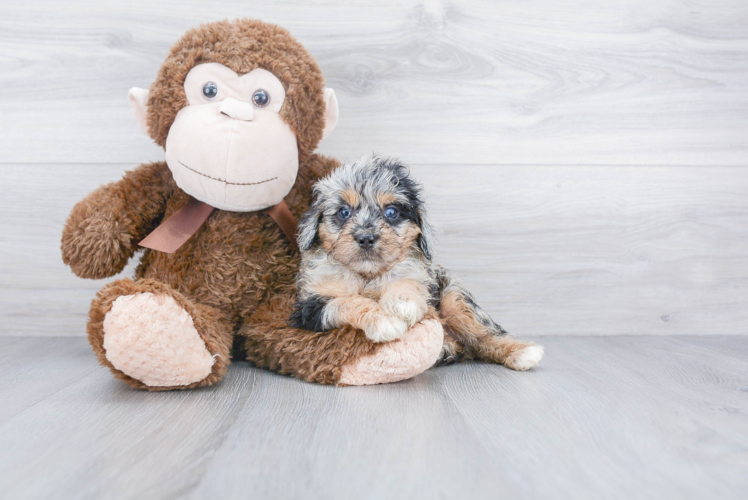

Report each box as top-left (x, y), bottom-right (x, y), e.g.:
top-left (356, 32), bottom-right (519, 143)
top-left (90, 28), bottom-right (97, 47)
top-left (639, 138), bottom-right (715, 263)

top-left (61, 19), bottom-right (444, 390)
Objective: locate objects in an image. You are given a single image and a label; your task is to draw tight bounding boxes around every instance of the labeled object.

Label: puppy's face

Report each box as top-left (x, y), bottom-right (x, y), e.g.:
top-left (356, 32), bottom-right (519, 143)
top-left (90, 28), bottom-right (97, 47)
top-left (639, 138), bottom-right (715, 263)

top-left (319, 188), bottom-right (421, 276)
top-left (298, 157), bottom-right (435, 277)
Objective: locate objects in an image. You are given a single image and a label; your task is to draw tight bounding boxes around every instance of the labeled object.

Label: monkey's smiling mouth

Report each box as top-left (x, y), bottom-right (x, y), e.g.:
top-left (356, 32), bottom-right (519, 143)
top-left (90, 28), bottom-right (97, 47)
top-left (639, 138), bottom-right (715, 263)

top-left (178, 160), bottom-right (277, 186)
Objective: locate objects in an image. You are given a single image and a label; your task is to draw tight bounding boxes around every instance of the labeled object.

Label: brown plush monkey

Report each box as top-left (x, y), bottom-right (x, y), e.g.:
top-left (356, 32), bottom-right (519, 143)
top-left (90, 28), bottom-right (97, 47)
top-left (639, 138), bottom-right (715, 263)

top-left (62, 19), bottom-right (444, 390)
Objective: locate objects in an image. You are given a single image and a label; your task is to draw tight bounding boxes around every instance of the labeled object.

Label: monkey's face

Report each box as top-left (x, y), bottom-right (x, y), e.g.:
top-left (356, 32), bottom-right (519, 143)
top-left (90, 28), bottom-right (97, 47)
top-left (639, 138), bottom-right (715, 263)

top-left (164, 63), bottom-right (299, 212)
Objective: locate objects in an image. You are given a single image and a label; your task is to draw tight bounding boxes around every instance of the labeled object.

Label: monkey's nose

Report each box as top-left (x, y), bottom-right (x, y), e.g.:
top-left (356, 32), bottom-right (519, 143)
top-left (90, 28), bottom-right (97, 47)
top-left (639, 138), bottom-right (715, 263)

top-left (219, 97), bottom-right (255, 121)
top-left (356, 233), bottom-right (379, 249)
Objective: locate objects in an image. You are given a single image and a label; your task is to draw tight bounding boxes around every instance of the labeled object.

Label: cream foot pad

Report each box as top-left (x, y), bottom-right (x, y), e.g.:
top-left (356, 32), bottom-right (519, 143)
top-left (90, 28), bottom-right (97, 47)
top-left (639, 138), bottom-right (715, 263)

top-left (102, 293), bottom-right (215, 387)
top-left (340, 319), bottom-right (444, 386)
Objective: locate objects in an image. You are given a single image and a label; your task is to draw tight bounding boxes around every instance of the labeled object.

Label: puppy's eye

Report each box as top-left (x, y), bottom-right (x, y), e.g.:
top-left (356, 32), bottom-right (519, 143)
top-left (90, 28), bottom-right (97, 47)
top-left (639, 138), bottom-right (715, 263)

top-left (252, 89), bottom-right (270, 107)
top-left (203, 82), bottom-right (218, 100)
top-left (384, 206), bottom-right (399, 220)
top-left (338, 207), bottom-right (351, 220)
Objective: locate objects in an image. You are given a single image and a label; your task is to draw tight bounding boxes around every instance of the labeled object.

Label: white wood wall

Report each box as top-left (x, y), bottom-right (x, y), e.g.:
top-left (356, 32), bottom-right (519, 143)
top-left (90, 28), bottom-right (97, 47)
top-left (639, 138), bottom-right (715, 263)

top-left (1, 0), bottom-right (747, 336)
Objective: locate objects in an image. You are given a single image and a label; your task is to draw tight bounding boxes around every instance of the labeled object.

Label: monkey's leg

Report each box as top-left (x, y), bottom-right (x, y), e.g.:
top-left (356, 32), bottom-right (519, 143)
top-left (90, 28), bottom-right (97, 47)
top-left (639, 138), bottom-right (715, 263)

top-left (439, 288), bottom-right (544, 371)
top-left (239, 296), bottom-right (444, 385)
top-left (88, 278), bottom-right (233, 391)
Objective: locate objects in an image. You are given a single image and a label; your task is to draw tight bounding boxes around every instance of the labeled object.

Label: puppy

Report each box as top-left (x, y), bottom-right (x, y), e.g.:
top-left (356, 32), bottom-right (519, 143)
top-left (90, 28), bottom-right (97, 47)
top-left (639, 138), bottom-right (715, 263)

top-left (290, 155), bottom-right (543, 371)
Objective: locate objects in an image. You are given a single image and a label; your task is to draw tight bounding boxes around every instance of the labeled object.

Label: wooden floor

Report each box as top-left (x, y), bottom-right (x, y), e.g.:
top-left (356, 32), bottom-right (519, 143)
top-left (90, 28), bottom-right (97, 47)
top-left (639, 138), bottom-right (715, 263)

top-left (1, 336), bottom-right (746, 500)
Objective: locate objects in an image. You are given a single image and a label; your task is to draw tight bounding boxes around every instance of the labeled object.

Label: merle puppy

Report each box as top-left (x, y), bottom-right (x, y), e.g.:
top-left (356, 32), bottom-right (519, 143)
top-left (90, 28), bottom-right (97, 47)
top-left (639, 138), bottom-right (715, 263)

top-left (290, 155), bottom-right (543, 371)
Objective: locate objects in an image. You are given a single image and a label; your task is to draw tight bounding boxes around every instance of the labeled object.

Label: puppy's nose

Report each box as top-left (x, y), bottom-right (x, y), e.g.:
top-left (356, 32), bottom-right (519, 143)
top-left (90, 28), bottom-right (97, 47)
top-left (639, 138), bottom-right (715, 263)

top-left (356, 233), bottom-right (378, 249)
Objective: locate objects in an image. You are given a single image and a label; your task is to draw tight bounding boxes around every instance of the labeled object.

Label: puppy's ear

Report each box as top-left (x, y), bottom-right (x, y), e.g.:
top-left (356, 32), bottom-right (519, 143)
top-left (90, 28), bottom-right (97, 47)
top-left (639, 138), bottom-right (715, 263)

top-left (414, 207), bottom-right (436, 261)
top-left (297, 200), bottom-right (324, 252)
top-left (389, 161), bottom-right (436, 261)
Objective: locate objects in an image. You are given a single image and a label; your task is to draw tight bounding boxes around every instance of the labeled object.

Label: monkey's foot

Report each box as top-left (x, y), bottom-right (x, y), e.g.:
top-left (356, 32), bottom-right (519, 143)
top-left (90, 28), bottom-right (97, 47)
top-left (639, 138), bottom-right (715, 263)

top-left (339, 319), bottom-right (443, 385)
top-left (102, 292), bottom-right (216, 387)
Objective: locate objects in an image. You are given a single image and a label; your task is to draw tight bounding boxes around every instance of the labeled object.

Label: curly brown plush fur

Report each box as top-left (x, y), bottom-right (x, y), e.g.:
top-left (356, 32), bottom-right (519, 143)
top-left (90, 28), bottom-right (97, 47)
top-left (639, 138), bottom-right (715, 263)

top-left (61, 19), bottom-right (392, 390)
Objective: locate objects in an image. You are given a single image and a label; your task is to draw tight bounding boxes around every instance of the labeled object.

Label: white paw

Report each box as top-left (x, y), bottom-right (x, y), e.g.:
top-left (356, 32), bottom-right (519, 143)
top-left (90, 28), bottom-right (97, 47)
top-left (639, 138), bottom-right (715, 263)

top-left (510, 345), bottom-right (544, 371)
top-left (365, 315), bottom-right (408, 343)
top-left (382, 298), bottom-right (427, 328)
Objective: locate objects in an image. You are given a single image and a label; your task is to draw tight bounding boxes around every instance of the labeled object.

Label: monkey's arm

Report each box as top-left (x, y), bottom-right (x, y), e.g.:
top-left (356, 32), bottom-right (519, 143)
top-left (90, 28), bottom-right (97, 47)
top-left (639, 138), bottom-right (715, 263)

top-left (242, 295), bottom-right (443, 385)
top-left (61, 161), bottom-right (173, 279)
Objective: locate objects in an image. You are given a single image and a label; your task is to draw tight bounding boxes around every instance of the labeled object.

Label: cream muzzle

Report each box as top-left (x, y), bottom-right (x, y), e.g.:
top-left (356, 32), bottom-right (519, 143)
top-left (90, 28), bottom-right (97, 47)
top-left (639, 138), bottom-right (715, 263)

top-left (164, 63), bottom-right (299, 212)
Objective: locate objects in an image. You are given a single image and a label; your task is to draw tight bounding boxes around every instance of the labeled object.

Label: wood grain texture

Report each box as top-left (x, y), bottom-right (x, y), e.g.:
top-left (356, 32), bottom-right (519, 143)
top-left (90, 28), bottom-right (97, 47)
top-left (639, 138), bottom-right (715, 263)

top-left (0, 336), bottom-right (746, 500)
top-left (0, 0), bottom-right (747, 165)
top-left (2, 163), bottom-right (747, 336)
top-left (1, 1), bottom-right (747, 337)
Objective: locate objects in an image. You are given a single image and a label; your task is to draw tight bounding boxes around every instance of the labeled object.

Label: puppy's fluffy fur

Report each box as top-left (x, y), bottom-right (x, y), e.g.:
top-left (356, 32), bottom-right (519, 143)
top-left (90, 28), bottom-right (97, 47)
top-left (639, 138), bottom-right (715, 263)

top-left (291, 156), bottom-right (543, 371)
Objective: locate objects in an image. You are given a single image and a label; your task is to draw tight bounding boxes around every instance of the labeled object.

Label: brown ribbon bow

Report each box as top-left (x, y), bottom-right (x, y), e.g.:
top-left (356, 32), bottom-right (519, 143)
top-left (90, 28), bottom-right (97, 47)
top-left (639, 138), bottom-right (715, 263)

top-left (139, 198), bottom-right (298, 254)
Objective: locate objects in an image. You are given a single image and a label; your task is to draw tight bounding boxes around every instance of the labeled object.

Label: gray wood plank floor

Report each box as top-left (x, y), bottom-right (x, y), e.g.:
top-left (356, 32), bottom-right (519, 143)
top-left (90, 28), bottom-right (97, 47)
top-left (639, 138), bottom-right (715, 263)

top-left (1, 336), bottom-right (746, 500)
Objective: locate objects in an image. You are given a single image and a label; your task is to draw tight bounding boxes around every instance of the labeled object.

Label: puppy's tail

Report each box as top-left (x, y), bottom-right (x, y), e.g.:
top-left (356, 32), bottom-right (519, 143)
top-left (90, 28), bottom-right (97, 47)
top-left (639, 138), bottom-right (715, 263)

top-left (431, 265), bottom-right (543, 370)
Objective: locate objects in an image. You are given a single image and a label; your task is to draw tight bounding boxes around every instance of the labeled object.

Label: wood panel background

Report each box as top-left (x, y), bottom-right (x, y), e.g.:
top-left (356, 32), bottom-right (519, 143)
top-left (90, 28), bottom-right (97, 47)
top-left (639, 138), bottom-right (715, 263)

top-left (1, 0), bottom-right (747, 336)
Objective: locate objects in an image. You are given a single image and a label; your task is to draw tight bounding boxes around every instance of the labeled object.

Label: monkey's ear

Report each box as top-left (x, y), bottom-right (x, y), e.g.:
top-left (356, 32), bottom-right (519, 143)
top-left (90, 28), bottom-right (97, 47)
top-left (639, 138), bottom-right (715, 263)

top-left (321, 88), bottom-right (339, 140)
top-left (128, 87), bottom-right (150, 135)
top-left (297, 200), bottom-right (324, 252)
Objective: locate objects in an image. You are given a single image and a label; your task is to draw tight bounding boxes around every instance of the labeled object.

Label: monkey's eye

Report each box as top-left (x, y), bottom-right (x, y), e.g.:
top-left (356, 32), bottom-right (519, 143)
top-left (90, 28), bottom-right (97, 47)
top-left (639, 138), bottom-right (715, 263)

top-left (384, 206), bottom-right (400, 220)
top-left (337, 206), bottom-right (351, 220)
top-left (252, 89), bottom-right (270, 108)
top-left (202, 82), bottom-right (218, 100)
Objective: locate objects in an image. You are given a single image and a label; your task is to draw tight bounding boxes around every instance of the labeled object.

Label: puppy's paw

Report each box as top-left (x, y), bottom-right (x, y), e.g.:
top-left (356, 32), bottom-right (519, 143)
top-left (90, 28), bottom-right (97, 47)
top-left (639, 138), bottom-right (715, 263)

top-left (505, 344), bottom-right (544, 371)
top-left (365, 315), bottom-right (408, 343)
top-left (381, 298), bottom-right (427, 328)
